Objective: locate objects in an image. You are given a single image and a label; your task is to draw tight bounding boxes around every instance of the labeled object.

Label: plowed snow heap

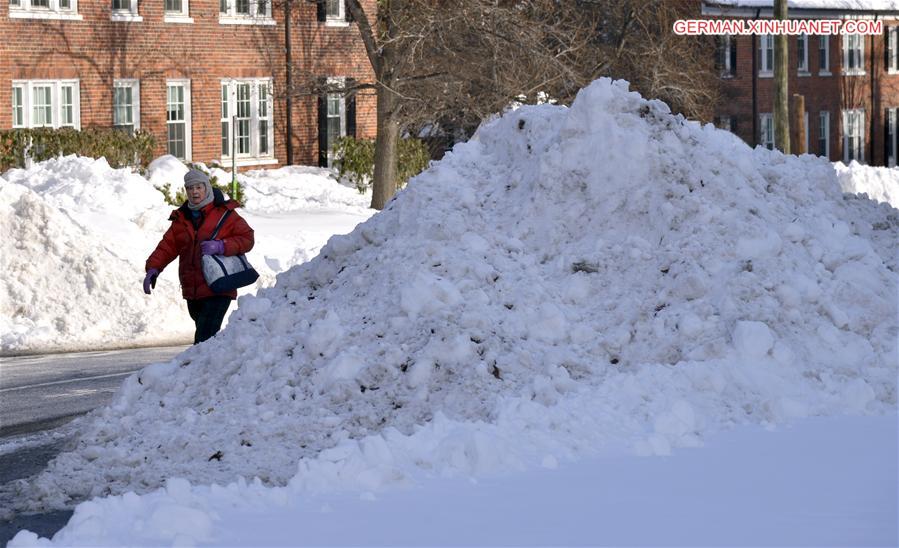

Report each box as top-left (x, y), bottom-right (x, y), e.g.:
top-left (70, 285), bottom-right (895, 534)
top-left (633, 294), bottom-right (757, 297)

top-left (20, 79), bottom-right (897, 509)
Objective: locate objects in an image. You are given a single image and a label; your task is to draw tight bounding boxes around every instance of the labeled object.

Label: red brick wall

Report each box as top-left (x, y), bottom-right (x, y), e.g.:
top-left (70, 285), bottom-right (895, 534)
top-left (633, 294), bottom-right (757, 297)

top-left (710, 14), bottom-right (899, 167)
top-left (0, 0), bottom-right (377, 169)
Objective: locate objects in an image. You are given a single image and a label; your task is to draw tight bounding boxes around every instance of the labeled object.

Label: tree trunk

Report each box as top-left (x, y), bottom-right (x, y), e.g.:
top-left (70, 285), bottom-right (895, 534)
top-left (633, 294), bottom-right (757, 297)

top-left (371, 84), bottom-right (400, 210)
top-left (774, 0), bottom-right (790, 153)
top-left (791, 93), bottom-right (805, 154)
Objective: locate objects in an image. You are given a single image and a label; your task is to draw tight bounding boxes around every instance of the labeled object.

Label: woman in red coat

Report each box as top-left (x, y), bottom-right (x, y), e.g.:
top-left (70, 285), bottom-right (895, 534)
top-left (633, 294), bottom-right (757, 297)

top-left (143, 169), bottom-right (255, 344)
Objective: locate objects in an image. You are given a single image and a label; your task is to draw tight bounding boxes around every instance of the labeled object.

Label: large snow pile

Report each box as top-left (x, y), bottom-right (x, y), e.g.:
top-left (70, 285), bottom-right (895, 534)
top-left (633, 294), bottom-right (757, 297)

top-left (835, 161), bottom-right (899, 209)
top-left (14, 79), bottom-right (897, 511)
top-left (0, 157), bottom-right (372, 354)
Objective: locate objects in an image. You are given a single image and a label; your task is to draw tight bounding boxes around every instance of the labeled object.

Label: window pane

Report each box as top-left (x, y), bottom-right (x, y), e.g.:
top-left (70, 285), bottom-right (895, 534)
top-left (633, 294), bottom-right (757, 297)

top-left (236, 83), bottom-right (250, 117)
top-left (259, 120), bottom-right (268, 154)
top-left (168, 123), bottom-right (185, 159)
top-left (327, 117), bottom-right (340, 143)
top-left (798, 35), bottom-right (806, 70)
top-left (10, 0), bottom-right (21, 7)
top-left (221, 84), bottom-right (229, 118)
top-left (61, 86), bottom-right (74, 126)
top-left (327, 95), bottom-right (340, 116)
top-left (326, 0), bottom-right (339, 16)
top-left (59, 0), bottom-right (70, 8)
top-left (114, 87), bottom-right (133, 125)
top-left (237, 119), bottom-right (250, 154)
top-left (12, 87), bottom-right (23, 127)
top-left (257, 0), bottom-right (267, 16)
top-left (112, 0), bottom-right (128, 10)
top-left (222, 121), bottom-right (230, 156)
top-left (33, 86), bottom-right (52, 126)
top-left (165, 0), bottom-right (182, 11)
top-left (220, 0), bottom-right (227, 12)
top-left (236, 0), bottom-right (248, 14)
top-left (258, 85), bottom-right (268, 117)
top-left (31, 0), bottom-right (49, 7)
top-left (167, 86), bottom-right (184, 122)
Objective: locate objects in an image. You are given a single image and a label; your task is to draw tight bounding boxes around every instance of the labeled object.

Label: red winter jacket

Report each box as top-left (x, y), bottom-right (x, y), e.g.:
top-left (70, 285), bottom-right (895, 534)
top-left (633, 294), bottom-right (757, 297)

top-left (146, 189), bottom-right (255, 300)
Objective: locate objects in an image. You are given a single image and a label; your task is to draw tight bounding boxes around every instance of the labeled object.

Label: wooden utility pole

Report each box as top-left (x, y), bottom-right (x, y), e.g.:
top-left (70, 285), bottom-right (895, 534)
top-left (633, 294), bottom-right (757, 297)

top-left (791, 94), bottom-right (806, 154)
top-left (774, 0), bottom-right (790, 153)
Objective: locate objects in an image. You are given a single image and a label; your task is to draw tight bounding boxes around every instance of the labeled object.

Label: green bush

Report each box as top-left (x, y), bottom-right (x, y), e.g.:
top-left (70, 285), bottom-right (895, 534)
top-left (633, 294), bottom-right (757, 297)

top-left (0, 127), bottom-right (156, 173)
top-left (332, 136), bottom-right (430, 194)
top-left (155, 163), bottom-right (243, 207)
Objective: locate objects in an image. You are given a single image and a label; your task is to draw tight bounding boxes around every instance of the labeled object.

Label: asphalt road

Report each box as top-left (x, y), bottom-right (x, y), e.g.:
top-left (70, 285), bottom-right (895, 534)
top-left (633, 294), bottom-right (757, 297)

top-left (0, 345), bottom-right (188, 544)
top-left (0, 345), bottom-right (188, 438)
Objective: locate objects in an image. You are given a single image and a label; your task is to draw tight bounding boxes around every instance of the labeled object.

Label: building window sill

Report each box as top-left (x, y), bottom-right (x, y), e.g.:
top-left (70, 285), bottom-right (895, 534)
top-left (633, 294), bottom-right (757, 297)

top-left (219, 15), bottom-right (276, 25)
top-left (758, 72), bottom-right (773, 78)
top-left (324, 19), bottom-right (350, 27)
top-left (819, 71), bottom-right (832, 76)
top-left (9, 9), bottom-right (83, 19)
top-left (842, 70), bottom-right (866, 76)
top-left (220, 157), bottom-right (278, 167)
top-left (798, 71), bottom-right (811, 77)
top-left (164, 14), bottom-right (194, 23)
top-left (887, 69), bottom-right (899, 75)
top-left (720, 73), bottom-right (735, 79)
top-left (110, 12), bottom-right (143, 21)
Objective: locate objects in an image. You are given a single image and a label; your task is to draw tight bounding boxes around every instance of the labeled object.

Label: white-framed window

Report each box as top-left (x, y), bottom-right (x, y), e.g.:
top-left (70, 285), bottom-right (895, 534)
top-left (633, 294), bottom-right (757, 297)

top-left (888, 27), bottom-right (899, 74)
top-left (219, 0), bottom-right (273, 24)
top-left (886, 108), bottom-right (897, 167)
top-left (164, 0), bottom-right (192, 22)
top-left (760, 113), bottom-right (774, 150)
top-left (220, 78), bottom-right (274, 164)
top-left (325, 77), bottom-right (346, 167)
top-left (842, 34), bottom-right (865, 75)
top-left (110, 0), bottom-right (141, 21)
top-left (818, 111), bottom-right (830, 159)
top-left (8, 0), bottom-right (81, 19)
top-left (818, 35), bottom-right (830, 75)
top-left (325, 0), bottom-right (347, 25)
top-left (11, 80), bottom-right (80, 129)
top-left (166, 80), bottom-right (191, 161)
top-left (842, 109), bottom-right (865, 163)
top-left (716, 35), bottom-right (736, 78)
top-left (113, 79), bottom-right (140, 135)
top-left (797, 34), bottom-right (809, 74)
top-left (758, 34), bottom-right (774, 76)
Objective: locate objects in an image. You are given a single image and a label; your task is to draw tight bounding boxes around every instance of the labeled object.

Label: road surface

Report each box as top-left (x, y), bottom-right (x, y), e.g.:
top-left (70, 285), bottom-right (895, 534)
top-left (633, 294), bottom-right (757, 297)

top-left (0, 345), bottom-right (188, 438)
top-left (0, 345), bottom-right (188, 544)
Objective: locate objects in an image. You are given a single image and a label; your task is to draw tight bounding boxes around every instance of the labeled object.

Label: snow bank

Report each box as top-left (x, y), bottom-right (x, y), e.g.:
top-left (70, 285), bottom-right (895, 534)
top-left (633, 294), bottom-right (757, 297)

top-left (835, 161), bottom-right (899, 209)
top-left (0, 157), bottom-right (372, 354)
top-left (0, 157), bottom-right (192, 353)
top-left (10, 79), bottom-right (897, 519)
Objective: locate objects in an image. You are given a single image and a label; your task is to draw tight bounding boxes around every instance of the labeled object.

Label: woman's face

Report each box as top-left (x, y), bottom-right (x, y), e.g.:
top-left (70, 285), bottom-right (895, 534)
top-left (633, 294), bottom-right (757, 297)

top-left (187, 183), bottom-right (207, 205)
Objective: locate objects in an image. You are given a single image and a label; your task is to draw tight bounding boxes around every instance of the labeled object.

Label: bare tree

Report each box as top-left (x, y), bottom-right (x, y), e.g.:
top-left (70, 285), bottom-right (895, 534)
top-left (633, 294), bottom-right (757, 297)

top-left (281, 0), bottom-right (721, 209)
top-left (773, 0), bottom-right (790, 153)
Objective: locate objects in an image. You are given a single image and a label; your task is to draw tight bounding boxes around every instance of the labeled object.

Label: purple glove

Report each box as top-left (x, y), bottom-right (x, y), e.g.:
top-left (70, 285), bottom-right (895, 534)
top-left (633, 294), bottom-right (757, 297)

top-left (143, 269), bottom-right (159, 295)
top-left (200, 239), bottom-right (225, 256)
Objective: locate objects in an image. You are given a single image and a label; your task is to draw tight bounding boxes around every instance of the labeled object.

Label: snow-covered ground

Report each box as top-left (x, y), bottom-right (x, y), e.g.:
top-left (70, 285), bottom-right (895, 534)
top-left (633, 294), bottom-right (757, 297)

top-left (0, 157), bottom-right (373, 354)
top-left (9, 413), bottom-right (896, 547)
top-left (2, 78), bottom-right (897, 545)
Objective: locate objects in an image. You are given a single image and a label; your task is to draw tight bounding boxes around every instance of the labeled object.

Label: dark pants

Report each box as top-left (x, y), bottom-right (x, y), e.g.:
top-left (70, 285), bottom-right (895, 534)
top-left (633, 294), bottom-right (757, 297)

top-left (186, 296), bottom-right (232, 344)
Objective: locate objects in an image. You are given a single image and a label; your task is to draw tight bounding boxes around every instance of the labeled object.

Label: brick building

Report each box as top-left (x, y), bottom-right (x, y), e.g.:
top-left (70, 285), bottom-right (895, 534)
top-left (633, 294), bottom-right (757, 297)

top-left (702, 0), bottom-right (899, 166)
top-left (0, 0), bottom-right (376, 169)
